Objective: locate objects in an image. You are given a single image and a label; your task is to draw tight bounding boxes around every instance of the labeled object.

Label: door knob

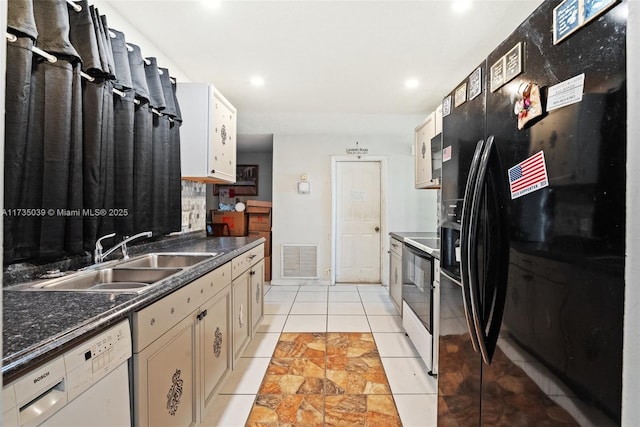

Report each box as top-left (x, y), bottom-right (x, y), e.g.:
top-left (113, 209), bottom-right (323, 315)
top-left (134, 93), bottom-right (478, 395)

top-left (375, 227), bottom-right (380, 232)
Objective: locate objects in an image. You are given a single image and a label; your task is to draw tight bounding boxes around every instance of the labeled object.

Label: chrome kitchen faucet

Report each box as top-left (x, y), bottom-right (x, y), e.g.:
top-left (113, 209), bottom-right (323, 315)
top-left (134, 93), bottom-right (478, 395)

top-left (94, 231), bottom-right (153, 263)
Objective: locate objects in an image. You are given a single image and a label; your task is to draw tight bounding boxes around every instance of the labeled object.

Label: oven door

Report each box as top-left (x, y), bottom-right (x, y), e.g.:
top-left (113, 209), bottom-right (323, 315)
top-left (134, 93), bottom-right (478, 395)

top-left (402, 244), bottom-right (434, 334)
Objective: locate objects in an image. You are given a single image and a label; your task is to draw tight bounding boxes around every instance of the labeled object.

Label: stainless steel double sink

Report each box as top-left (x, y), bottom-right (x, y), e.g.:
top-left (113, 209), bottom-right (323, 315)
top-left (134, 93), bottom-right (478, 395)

top-left (12, 253), bottom-right (220, 294)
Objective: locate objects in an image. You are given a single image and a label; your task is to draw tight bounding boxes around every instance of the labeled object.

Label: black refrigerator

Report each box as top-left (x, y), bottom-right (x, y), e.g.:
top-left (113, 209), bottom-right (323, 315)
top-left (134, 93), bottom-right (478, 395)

top-left (438, 0), bottom-right (626, 425)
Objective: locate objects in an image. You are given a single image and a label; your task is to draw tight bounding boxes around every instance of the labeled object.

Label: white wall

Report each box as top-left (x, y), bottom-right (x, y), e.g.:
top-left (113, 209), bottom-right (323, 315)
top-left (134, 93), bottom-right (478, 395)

top-left (92, 0), bottom-right (190, 81)
top-left (623, 0), bottom-right (639, 424)
top-left (270, 131), bottom-right (437, 284)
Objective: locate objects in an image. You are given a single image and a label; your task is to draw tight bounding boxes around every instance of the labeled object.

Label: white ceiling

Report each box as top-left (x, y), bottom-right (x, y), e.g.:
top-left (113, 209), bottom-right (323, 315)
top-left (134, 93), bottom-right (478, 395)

top-left (105, 0), bottom-right (543, 117)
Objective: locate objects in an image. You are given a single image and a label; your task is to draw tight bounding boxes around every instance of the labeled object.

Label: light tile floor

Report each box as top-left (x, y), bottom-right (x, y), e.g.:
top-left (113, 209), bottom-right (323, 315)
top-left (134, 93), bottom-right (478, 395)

top-left (201, 282), bottom-right (438, 426)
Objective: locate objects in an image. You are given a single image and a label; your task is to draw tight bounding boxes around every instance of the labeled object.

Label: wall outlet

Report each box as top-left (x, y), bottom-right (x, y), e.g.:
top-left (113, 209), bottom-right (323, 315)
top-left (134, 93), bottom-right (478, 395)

top-left (324, 268), bottom-right (331, 275)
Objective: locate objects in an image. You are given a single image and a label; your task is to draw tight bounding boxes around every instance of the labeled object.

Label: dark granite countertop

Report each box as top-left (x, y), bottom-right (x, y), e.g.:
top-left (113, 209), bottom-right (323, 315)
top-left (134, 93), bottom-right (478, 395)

top-left (389, 231), bottom-right (439, 241)
top-left (389, 231), bottom-right (440, 259)
top-left (2, 234), bottom-right (264, 383)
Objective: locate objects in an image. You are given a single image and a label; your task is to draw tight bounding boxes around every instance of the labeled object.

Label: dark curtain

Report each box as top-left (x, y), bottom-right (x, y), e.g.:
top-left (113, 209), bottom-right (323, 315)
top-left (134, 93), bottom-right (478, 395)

top-left (144, 57), bottom-right (170, 236)
top-left (3, 0), bottom-right (184, 265)
top-left (150, 114), bottom-right (171, 236)
top-left (128, 43), bottom-right (153, 233)
top-left (169, 80), bottom-right (183, 232)
top-left (110, 29), bottom-right (135, 236)
top-left (69, 0), bottom-right (107, 252)
top-left (4, 0), bottom-right (37, 264)
top-left (11, 0), bottom-right (83, 260)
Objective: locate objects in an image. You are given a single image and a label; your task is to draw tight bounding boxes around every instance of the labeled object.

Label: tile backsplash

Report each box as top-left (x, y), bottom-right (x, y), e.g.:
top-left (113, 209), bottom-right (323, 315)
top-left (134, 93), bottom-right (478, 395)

top-left (181, 180), bottom-right (207, 232)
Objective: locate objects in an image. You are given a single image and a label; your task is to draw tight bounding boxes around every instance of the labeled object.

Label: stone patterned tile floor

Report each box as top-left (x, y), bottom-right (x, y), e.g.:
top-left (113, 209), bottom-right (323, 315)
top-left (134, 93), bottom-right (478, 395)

top-left (245, 332), bottom-right (402, 426)
top-left (201, 283), bottom-right (438, 427)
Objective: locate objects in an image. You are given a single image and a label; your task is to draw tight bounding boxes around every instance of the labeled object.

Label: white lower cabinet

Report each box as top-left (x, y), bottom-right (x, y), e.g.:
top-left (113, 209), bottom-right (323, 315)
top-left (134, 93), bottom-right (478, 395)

top-left (133, 262), bottom-right (232, 427)
top-left (250, 259), bottom-right (265, 336)
top-left (389, 237), bottom-right (403, 315)
top-left (135, 315), bottom-right (197, 427)
top-left (201, 286), bottom-right (232, 409)
top-left (132, 244), bottom-right (265, 426)
top-left (232, 270), bottom-right (251, 362)
top-left (231, 244), bottom-right (265, 364)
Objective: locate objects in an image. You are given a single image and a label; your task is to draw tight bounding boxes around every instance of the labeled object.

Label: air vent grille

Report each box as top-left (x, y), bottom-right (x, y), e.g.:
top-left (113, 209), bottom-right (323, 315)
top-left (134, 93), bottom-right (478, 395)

top-left (281, 245), bottom-right (318, 278)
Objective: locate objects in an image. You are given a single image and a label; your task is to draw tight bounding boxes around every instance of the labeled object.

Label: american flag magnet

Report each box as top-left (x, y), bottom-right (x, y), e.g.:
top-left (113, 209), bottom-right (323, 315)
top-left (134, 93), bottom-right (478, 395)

top-left (508, 151), bottom-right (549, 199)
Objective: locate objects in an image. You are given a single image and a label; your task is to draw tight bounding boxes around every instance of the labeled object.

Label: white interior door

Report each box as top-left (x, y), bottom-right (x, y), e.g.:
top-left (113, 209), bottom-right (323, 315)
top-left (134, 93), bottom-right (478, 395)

top-left (335, 161), bottom-right (381, 283)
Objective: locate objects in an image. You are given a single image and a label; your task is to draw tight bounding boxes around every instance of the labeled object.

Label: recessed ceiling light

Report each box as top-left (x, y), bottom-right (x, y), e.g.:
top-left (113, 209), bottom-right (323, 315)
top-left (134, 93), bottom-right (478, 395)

top-left (405, 78), bottom-right (419, 89)
top-left (452, 0), bottom-right (473, 13)
top-left (250, 76), bottom-right (265, 87)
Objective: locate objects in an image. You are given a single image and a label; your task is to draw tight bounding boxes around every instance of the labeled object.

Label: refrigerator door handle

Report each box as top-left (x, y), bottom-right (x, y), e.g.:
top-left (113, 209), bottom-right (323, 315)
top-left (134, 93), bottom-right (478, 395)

top-left (460, 138), bottom-right (485, 353)
top-left (468, 135), bottom-right (508, 365)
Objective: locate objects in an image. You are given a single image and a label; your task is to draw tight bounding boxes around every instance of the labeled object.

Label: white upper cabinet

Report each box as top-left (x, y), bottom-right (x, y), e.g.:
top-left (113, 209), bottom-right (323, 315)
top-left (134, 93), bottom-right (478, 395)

top-left (176, 83), bottom-right (237, 183)
top-left (435, 104), bottom-right (443, 136)
top-left (415, 111), bottom-right (440, 189)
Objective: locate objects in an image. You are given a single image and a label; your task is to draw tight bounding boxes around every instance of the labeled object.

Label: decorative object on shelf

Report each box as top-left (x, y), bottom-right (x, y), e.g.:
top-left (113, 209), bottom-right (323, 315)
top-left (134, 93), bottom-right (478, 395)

top-left (214, 164), bottom-right (259, 196)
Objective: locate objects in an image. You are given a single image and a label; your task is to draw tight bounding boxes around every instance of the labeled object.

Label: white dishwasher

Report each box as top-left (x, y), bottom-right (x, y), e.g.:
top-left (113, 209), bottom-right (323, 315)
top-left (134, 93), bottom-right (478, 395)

top-left (2, 319), bottom-right (132, 427)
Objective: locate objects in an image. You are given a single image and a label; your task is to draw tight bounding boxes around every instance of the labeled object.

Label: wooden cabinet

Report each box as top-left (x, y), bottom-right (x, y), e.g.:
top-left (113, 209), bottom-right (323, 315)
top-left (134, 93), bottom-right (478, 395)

top-left (389, 237), bottom-right (403, 315)
top-left (133, 262), bottom-right (232, 427)
top-left (231, 244), bottom-right (265, 364)
top-left (415, 111), bottom-right (440, 189)
top-left (176, 82), bottom-right (237, 183)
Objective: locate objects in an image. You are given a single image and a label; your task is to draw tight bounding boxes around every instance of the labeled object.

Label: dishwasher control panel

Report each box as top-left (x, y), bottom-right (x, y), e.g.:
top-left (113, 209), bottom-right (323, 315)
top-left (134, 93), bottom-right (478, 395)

top-left (2, 319), bottom-right (131, 427)
top-left (64, 320), bottom-right (132, 401)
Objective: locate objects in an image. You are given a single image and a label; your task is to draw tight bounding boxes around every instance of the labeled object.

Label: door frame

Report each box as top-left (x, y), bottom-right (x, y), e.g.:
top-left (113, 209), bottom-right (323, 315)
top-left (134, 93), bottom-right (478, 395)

top-left (330, 156), bottom-right (388, 285)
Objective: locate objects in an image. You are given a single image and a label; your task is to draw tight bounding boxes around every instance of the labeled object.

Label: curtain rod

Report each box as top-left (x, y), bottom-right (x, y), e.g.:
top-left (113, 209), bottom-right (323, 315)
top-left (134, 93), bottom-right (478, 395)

top-left (66, 0), bottom-right (82, 12)
top-left (80, 71), bottom-right (95, 82)
top-left (32, 46), bottom-right (58, 63)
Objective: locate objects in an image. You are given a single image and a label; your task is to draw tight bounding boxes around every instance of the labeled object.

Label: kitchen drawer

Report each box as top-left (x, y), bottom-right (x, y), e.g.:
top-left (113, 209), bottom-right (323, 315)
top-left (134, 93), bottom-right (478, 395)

top-left (196, 262), bottom-right (232, 302)
top-left (232, 244), bottom-right (264, 279)
top-left (390, 238), bottom-right (403, 256)
top-left (134, 263), bottom-right (231, 352)
top-left (134, 284), bottom-right (200, 353)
